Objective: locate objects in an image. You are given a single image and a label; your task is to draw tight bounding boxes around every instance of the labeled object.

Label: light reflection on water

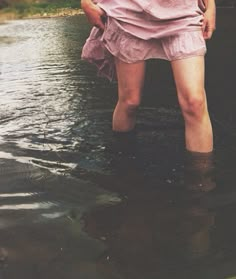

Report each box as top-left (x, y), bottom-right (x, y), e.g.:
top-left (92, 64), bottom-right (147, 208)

top-left (0, 12), bottom-right (236, 279)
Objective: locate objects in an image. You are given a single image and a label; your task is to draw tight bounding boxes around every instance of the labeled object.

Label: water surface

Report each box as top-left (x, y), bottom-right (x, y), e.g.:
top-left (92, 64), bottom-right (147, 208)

top-left (0, 10), bottom-right (236, 279)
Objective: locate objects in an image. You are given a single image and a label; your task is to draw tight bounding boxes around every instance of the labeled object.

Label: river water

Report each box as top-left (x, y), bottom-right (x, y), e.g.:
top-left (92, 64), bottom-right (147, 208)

top-left (0, 10), bottom-right (236, 279)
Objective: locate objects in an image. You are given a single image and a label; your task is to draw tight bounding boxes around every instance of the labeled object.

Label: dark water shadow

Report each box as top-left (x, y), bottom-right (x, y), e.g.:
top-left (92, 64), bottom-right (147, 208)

top-left (81, 150), bottom-right (216, 279)
top-left (80, 145), bottom-right (236, 279)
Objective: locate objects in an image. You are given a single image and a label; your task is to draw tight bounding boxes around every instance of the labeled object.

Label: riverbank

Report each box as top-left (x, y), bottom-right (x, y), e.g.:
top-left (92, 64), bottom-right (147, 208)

top-left (1, 4), bottom-right (235, 24)
top-left (0, 7), bottom-right (84, 23)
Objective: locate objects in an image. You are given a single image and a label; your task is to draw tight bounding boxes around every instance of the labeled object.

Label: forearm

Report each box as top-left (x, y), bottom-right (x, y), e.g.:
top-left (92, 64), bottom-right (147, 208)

top-left (81, 0), bottom-right (93, 9)
top-left (205, 0), bottom-right (216, 10)
top-left (202, 0), bottom-right (216, 39)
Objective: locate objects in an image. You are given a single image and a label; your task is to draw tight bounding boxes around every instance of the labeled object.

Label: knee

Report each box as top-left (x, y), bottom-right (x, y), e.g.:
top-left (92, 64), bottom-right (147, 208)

top-left (180, 90), bottom-right (206, 121)
top-left (118, 92), bottom-right (141, 113)
top-left (125, 98), bottom-right (141, 113)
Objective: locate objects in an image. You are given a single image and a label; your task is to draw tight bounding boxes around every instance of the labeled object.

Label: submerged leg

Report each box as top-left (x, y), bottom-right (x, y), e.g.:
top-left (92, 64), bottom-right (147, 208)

top-left (184, 150), bottom-right (216, 193)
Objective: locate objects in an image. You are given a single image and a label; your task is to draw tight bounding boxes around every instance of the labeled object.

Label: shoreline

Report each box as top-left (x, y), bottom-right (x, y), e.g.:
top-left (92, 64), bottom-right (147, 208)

top-left (0, 8), bottom-right (84, 23)
top-left (1, 6), bottom-right (235, 24)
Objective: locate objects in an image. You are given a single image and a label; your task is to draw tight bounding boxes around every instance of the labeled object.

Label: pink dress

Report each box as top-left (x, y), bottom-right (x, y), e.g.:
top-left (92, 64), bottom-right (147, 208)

top-left (82, 0), bottom-right (207, 81)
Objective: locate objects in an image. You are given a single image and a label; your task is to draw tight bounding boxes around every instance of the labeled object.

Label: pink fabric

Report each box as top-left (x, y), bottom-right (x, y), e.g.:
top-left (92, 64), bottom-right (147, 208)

top-left (81, 0), bottom-right (207, 81)
top-left (95, 0), bottom-right (206, 39)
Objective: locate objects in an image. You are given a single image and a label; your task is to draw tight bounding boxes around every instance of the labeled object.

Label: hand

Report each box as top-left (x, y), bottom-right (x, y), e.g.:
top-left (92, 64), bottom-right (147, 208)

top-left (202, 6), bottom-right (216, 40)
top-left (81, 0), bottom-right (106, 30)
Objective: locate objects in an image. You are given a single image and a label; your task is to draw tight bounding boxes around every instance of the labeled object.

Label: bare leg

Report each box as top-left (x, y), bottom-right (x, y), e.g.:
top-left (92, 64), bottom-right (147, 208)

top-left (112, 58), bottom-right (146, 132)
top-left (171, 56), bottom-right (213, 152)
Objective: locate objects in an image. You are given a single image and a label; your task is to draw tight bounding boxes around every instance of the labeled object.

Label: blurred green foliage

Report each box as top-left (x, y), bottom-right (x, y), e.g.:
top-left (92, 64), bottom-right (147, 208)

top-left (0, 0), bottom-right (81, 17)
top-left (0, 0), bottom-right (234, 18)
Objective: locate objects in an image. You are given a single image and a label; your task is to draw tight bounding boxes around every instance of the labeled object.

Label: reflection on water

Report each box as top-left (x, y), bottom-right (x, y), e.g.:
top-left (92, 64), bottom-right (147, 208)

top-left (81, 149), bottom-right (216, 279)
top-left (0, 11), bottom-right (236, 279)
top-left (83, 193), bottom-right (215, 279)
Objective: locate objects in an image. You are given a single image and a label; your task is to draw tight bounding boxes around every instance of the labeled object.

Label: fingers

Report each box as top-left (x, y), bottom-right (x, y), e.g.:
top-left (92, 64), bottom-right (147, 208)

top-left (94, 20), bottom-right (105, 30)
top-left (93, 8), bottom-right (106, 30)
top-left (203, 27), bottom-right (215, 39)
top-left (83, 3), bottom-right (107, 31)
top-left (205, 29), bottom-right (214, 39)
top-left (202, 9), bottom-right (216, 40)
top-left (201, 20), bottom-right (207, 38)
top-left (202, 20), bottom-right (215, 40)
top-left (95, 15), bottom-right (107, 30)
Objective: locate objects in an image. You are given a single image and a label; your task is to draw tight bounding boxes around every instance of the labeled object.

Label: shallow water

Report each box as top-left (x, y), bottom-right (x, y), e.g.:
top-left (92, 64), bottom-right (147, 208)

top-left (0, 9), bottom-right (236, 279)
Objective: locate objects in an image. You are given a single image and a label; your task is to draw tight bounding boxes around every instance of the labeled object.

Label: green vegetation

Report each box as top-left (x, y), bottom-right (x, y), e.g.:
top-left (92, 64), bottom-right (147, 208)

top-left (0, 0), bottom-right (81, 18)
top-left (0, 0), bottom-right (234, 21)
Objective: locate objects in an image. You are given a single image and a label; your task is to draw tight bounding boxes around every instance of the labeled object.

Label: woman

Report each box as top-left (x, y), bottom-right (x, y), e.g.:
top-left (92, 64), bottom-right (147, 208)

top-left (81, 0), bottom-right (216, 154)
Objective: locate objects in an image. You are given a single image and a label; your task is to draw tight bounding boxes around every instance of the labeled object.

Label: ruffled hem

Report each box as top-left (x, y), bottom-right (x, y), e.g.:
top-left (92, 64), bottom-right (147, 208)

top-left (81, 27), bottom-right (116, 81)
top-left (81, 17), bottom-right (206, 81)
